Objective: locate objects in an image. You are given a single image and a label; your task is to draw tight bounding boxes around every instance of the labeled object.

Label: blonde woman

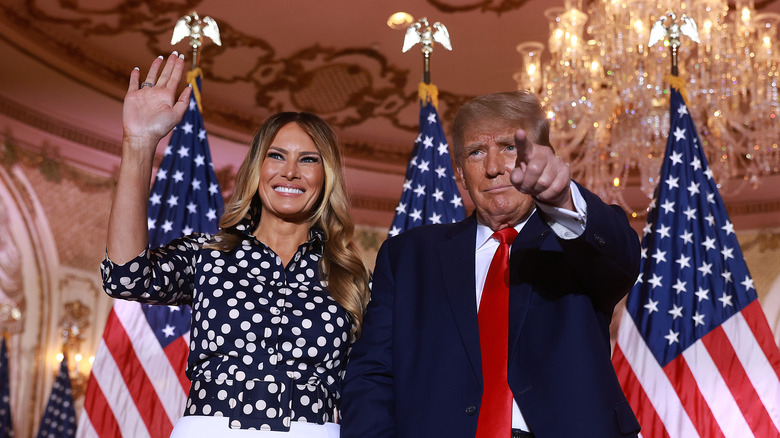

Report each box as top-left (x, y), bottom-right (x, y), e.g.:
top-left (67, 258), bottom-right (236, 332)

top-left (104, 52), bottom-right (370, 437)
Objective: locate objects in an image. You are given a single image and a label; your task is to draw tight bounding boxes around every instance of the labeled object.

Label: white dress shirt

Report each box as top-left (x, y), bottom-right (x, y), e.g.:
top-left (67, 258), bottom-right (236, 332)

top-left (474, 181), bottom-right (588, 431)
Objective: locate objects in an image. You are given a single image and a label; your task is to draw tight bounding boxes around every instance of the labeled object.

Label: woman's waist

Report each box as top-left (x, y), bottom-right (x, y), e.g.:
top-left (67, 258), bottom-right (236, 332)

top-left (185, 372), bottom-right (339, 431)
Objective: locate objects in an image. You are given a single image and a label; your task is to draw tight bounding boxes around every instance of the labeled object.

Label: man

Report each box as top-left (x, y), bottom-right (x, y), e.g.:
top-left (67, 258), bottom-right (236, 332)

top-left (341, 91), bottom-right (641, 437)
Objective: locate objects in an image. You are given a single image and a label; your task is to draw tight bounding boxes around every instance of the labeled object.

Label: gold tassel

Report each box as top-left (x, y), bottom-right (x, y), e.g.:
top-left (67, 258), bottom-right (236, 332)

top-left (667, 75), bottom-right (691, 107)
top-left (187, 68), bottom-right (204, 112)
top-left (418, 82), bottom-right (439, 110)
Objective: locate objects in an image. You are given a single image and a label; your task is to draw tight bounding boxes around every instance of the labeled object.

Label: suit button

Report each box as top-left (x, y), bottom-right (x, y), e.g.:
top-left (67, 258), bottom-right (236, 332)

top-left (594, 233), bottom-right (606, 247)
top-left (465, 405), bottom-right (476, 416)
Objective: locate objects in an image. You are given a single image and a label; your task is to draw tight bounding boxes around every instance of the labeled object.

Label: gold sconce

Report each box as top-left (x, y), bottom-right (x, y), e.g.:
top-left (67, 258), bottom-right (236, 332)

top-left (58, 300), bottom-right (92, 400)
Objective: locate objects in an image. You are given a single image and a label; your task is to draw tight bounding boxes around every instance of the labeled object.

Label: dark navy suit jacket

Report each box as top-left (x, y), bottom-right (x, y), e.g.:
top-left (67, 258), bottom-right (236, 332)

top-left (341, 186), bottom-right (642, 437)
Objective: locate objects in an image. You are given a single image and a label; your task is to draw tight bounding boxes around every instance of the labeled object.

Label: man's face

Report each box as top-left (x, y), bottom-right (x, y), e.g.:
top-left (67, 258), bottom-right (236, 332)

top-left (455, 120), bottom-right (535, 230)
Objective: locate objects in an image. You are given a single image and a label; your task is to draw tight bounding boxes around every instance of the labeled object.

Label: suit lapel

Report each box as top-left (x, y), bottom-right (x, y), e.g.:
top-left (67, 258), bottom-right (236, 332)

top-left (438, 216), bottom-right (482, 380)
top-left (508, 212), bottom-right (550, 359)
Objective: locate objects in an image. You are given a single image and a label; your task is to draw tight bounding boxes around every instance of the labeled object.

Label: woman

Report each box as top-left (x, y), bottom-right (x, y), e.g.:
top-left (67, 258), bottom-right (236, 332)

top-left (103, 52), bottom-right (371, 437)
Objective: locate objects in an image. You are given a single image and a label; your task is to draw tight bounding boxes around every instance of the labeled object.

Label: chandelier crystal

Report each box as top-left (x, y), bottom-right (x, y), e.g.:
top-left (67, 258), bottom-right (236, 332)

top-left (515, 0), bottom-right (780, 208)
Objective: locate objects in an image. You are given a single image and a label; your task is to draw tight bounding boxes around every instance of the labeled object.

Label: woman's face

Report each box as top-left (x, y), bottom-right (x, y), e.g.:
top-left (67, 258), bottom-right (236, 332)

top-left (257, 122), bottom-right (325, 223)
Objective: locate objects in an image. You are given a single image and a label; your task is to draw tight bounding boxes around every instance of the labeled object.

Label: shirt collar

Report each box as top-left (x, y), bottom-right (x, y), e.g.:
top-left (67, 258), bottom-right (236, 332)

top-left (475, 208), bottom-right (536, 251)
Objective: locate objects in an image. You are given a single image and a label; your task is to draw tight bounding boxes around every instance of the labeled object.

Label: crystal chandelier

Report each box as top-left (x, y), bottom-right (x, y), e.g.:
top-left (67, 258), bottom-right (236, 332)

top-left (514, 0), bottom-right (780, 208)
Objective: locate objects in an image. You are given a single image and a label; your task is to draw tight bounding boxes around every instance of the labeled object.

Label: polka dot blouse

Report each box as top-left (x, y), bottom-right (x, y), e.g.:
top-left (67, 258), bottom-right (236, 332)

top-left (101, 213), bottom-right (352, 431)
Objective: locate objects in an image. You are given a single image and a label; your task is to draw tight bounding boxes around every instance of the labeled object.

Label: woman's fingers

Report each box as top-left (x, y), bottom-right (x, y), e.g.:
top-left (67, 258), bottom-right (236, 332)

top-left (127, 67), bottom-right (140, 93)
top-left (156, 52), bottom-right (183, 89)
top-left (144, 55), bottom-right (164, 86)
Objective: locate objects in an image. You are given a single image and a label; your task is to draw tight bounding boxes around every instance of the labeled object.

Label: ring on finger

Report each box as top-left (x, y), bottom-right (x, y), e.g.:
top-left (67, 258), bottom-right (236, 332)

top-left (140, 82), bottom-right (155, 88)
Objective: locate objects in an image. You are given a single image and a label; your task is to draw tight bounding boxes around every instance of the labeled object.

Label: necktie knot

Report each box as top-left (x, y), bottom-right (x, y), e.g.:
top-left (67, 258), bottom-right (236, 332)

top-left (492, 227), bottom-right (518, 246)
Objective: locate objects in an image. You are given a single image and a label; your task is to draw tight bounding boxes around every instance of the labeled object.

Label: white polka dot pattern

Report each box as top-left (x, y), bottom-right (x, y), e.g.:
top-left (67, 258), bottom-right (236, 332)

top-left (101, 217), bottom-right (352, 431)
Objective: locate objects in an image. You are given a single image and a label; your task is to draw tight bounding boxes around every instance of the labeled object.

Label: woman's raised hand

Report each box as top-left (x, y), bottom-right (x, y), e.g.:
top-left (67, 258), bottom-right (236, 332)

top-left (122, 52), bottom-right (191, 146)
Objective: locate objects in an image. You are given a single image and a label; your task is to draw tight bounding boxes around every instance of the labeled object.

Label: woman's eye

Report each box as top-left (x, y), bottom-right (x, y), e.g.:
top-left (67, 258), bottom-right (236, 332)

top-left (267, 152), bottom-right (283, 160)
top-left (301, 156), bottom-right (321, 164)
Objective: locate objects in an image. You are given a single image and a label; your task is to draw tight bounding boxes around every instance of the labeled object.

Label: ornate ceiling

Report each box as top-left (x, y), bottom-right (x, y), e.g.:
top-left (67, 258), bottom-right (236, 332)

top-left (1, 0), bottom-right (780, 229)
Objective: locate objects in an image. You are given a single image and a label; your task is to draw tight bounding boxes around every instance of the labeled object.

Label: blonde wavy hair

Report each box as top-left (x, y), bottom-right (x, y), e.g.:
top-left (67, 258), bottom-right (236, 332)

top-left (208, 112), bottom-right (371, 338)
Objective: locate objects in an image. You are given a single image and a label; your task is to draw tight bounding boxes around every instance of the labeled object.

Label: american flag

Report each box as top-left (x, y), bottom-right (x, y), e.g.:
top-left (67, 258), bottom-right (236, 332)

top-left (36, 357), bottom-right (77, 438)
top-left (0, 338), bottom-right (13, 437)
top-left (77, 70), bottom-right (223, 437)
top-left (388, 84), bottom-right (465, 237)
top-left (611, 87), bottom-right (780, 437)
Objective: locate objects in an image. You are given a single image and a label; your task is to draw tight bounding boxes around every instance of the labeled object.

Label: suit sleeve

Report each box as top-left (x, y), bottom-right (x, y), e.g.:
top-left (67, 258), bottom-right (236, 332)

top-left (556, 184), bottom-right (641, 314)
top-left (340, 239), bottom-right (396, 438)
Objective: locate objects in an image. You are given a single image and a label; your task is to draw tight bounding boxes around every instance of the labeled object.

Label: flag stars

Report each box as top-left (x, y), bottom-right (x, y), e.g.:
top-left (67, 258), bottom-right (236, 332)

top-left (677, 103), bottom-right (689, 115)
top-left (438, 142), bottom-right (449, 156)
top-left (150, 193), bottom-right (162, 206)
top-left (209, 183), bottom-right (219, 195)
top-left (167, 195), bottom-right (179, 208)
top-left (661, 200), bottom-right (675, 214)
top-left (673, 127), bottom-right (687, 142)
top-left (413, 184), bottom-right (427, 197)
top-left (656, 224), bottom-right (671, 239)
top-left (177, 146), bottom-right (190, 158)
top-left (161, 324), bottom-right (176, 338)
top-left (719, 293), bottom-right (734, 307)
top-left (206, 209), bottom-right (217, 221)
top-left (675, 254), bottom-right (691, 269)
top-left (161, 220), bottom-right (173, 233)
top-left (704, 168), bottom-right (714, 180)
top-left (668, 303), bottom-right (684, 320)
top-left (435, 166), bottom-right (447, 178)
top-left (741, 276), bottom-right (755, 291)
top-left (644, 298), bottom-right (659, 314)
top-left (698, 262), bottom-right (713, 277)
top-left (641, 247), bottom-right (648, 260)
top-left (648, 273), bottom-right (663, 289)
top-left (651, 249), bottom-right (667, 264)
top-left (721, 246), bottom-right (734, 260)
top-left (422, 136), bottom-right (434, 149)
top-left (182, 225), bottom-right (193, 235)
top-left (670, 151), bottom-right (684, 166)
top-left (164, 145), bottom-right (173, 156)
top-left (695, 287), bottom-right (710, 302)
top-left (672, 279), bottom-right (687, 294)
top-left (389, 226), bottom-right (402, 237)
top-left (690, 157), bottom-right (702, 171)
top-left (643, 222), bottom-right (653, 236)
top-left (395, 202), bottom-right (407, 214)
top-left (664, 329), bottom-right (680, 345)
top-left (692, 312), bottom-right (706, 327)
top-left (173, 170), bottom-right (185, 183)
top-left (680, 230), bottom-right (694, 245)
top-left (402, 179), bottom-right (412, 191)
top-left (427, 112), bottom-right (437, 124)
top-left (191, 178), bottom-right (201, 191)
top-left (156, 168), bottom-right (167, 180)
top-left (707, 192), bottom-right (715, 203)
top-left (409, 209), bottom-right (423, 222)
top-left (721, 221), bottom-right (735, 235)
top-left (187, 202), bottom-right (198, 214)
top-left (418, 160), bottom-right (430, 173)
top-left (450, 195), bottom-right (463, 209)
top-left (428, 212), bottom-right (442, 224)
top-left (181, 122), bottom-right (194, 134)
top-left (665, 175), bottom-right (680, 189)
top-left (705, 214), bottom-right (715, 226)
top-left (687, 181), bottom-right (700, 196)
top-left (702, 236), bottom-right (717, 251)
top-left (194, 155), bottom-right (205, 167)
top-left (683, 206), bottom-right (697, 221)
top-left (721, 270), bottom-right (732, 283)
top-left (147, 217), bottom-right (156, 230)
top-left (432, 189), bottom-right (444, 202)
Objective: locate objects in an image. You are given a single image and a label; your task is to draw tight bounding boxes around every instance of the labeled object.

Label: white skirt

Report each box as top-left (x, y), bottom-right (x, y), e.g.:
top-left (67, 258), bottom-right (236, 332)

top-left (170, 416), bottom-right (340, 438)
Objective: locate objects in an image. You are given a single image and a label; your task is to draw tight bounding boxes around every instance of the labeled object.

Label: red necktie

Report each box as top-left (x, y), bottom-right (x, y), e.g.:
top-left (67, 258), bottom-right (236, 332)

top-left (476, 227), bottom-right (518, 438)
